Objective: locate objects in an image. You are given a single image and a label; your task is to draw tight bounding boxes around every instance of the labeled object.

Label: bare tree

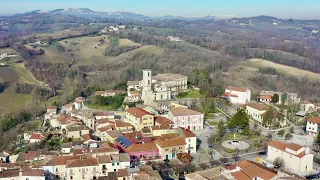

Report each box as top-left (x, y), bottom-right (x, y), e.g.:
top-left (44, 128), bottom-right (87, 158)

top-left (273, 157), bottom-right (285, 169)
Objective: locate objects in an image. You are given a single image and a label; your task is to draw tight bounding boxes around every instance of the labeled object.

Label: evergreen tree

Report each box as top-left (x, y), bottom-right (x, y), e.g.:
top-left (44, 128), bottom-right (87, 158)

top-left (227, 109), bottom-right (249, 129)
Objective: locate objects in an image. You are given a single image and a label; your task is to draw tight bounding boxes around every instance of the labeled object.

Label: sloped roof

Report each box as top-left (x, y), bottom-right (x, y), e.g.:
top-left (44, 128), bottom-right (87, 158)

top-left (125, 142), bottom-right (158, 153)
top-left (226, 86), bottom-right (248, 92)
top-left (154, 137), bottom-right (186, 148)
top-left (171, 107), bottom-right (203, 116)
top-left (66, 158), bottom-right (99, 168)
top-left (246, 102), bottom-right (269, 111)
top-left (154, 116), bottom-right (174, 125)
top-left (308, 117), bottom-right (320, 124)
top-left (126, 107), bottom-right (152, 118)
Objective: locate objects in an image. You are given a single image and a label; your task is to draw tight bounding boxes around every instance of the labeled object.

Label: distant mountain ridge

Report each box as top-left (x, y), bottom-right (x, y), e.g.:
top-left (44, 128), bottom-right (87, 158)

top-left (9, 8), bottom-right (237, 20)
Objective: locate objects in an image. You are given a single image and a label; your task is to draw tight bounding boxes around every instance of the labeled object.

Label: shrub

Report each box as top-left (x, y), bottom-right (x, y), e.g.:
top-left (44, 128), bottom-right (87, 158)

top-left (285, 133), bottom-right (293, 140)
top-left (277, 129), bottom-right (285, 137)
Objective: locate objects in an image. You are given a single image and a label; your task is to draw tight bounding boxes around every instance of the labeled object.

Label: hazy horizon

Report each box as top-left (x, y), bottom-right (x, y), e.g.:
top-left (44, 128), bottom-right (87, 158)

top-left (1, 0), bottom-right (320, 19)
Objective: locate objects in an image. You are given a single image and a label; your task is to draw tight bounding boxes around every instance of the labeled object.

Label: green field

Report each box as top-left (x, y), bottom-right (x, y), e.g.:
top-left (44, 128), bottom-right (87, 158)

top-left (238, 58), bottom-right (320, 80)
top-left (0, 63), bottom-right (42, 113)
top-left (0, 48), bottom-right (18, 55)
top-left (177, 90), bottom-right (201, 98)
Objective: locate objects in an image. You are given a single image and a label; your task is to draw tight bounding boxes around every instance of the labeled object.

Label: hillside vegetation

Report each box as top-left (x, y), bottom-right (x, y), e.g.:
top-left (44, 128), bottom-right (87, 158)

top-left (0, 63), bottom-right (42, 113)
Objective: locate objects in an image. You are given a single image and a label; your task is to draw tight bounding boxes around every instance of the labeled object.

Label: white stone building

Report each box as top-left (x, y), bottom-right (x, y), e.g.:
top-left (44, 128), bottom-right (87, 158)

top-left (267, 140), bottom-right (313, 173)
top-left (222, 86), bottom-right (251, 104)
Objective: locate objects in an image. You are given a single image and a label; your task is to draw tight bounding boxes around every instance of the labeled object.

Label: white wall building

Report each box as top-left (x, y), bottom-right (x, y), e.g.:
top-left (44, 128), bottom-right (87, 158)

top-left (222, 86), bottom-right (251, 104)
top-left (306, 117), bottom-right (320, 136)
top-left (169, 107), bottom-right (204, 131)
top-left (267, 140), bottom-right (313, 173)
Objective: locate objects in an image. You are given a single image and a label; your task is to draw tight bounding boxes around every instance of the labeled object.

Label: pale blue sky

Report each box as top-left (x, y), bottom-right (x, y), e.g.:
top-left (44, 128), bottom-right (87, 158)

top-left (1, 0), bottom-right (320, 19)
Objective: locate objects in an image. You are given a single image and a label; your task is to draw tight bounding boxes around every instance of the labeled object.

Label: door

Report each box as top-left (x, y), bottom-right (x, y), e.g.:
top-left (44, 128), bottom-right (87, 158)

top-left (165, 154), bottom-right (169, 160)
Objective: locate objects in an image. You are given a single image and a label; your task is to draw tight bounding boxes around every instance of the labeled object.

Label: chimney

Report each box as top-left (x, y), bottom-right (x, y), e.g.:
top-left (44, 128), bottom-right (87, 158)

top-left (19, 166), bottom-right (22, 178)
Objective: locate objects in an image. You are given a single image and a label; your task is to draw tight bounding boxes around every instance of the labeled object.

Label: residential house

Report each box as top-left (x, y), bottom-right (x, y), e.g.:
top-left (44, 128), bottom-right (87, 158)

top-left (66, 125), bottom-right (90, 139)
top-left (28, 133), bottom-right (46, 143)
top-left (97, 153), bottom-right (130, 175)
top-left (176, 128), bottom-right (197, 154)
top-left (114, 136), bottom-right (160, 167)
top-left (46, 106), bottom-right (57, 114)
top-left (0, 151), bottom-right (11, 163)
top-left (61, 103), bottom-right (74, 114)
top-left (258, 91), bottom-right (300, 105)
top-left (61, 142), bottom-right (73, 154)
top-left (74, 97), bottom-right (84, 110)
top-left (301, 101), bottom-right (316, 112)
top-left (125, 107), bottom-right (154, 130)
top-left (268, 140), bottom-right (313, 173)
top-left (154, 136), bottom-right (186, 160)
top-left (222, 86), bottom-right (251, 104)
top-left (65, 158), bottom-right (99, 180)
top-left (306, 117), bottom-right (320, 136)
top-left (169, 107), bottom-right (204, 130)
top-left (105, 130), bottom-right (124, 143)
top-left (0, 169), bottom-right (45, 180)
top-left (150, 125), bottom-right (172, 136)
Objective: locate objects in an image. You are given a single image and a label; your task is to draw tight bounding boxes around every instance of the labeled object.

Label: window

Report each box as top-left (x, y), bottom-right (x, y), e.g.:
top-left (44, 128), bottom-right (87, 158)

top-left (70, 176), bottom-right (73, 180)
top-left (117, 162), bottom-right (119, 165)
top-left (188, 139), bottom-right (191, 142)
top-left (56, 168), bottom-right (58, 172)
top-left (114, 169), bottom-right (117, 172)
top-left (112, 163), bottom-right (114, 166)
top-left (82, 175), bottom-right (85, 179)
top-left (165, 148), bottom-right (169, 152)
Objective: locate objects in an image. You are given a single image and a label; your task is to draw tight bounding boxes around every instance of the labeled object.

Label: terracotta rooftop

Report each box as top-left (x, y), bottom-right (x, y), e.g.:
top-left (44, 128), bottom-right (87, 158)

top-left (47, 106), bottom-right (57, 109)
top-left (268, 140), bottom-right (306, 158)
top-left (126, 107), bottom-right (152, 118)
top-left (154, 137), bottom-right (186, 148)
top-left (170, 107), bottom-right (203, 117)
top-left (246, 102), bottom-right (269, 111)
top-left (122, 131), bottom-right (143, 138)
top-left (53, 156), bottom-right (81, 166)
top-left (117, 169), bottom-right (129, 177)
top-left (97, 155), bottom-right (112, 164)
top-left (82, 134), bottom-right (95, 141)
top-left (222, 92), bottom-right (239, 98)
top-left (115, 120), bottom-right (132, 128)
top-left (0, 170), bottom-right (19, 178)
top-left (179, 128), bottom-right (197, 138)
top-left (308, 117), bottom-right (320, 124)
top-left (22, 170), bottom-right (44, 177)
top-left (96, 118), bottom-right (110, 124)
top-left (154, 116), bottom-right (174, 125)
top-left (234, 160), bottom-right (277, 180)
top-left (66, 158), bottom-right (99, 168)
top-left (29, 133), bottom-right (45, 140)
top-left (226, 86), bottom-right (249, 92)
top-left (125, 142), bottom-right (158, 153)
top-left (160, 133), bottom-right (180, 140)
top-left (67, 125), bottom-right (89, 132)
top-left (184, 166), bottom-right (226, 180)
